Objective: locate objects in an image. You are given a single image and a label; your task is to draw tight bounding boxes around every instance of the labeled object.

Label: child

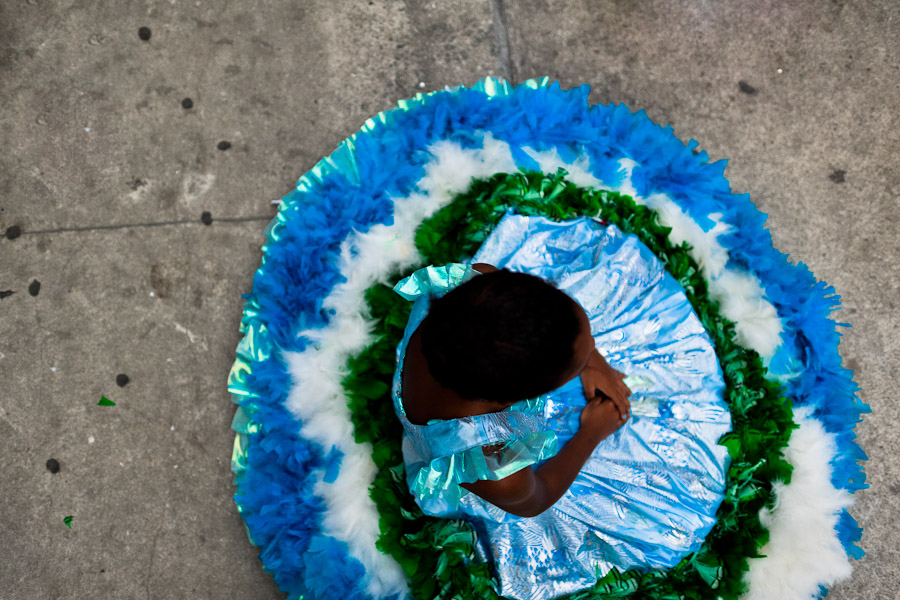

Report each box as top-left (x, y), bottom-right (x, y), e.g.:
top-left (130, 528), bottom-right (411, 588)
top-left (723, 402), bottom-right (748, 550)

top-left (391, 211), bottom-right (731, 600)
top-left (401, 264), bottom-right (633, 518)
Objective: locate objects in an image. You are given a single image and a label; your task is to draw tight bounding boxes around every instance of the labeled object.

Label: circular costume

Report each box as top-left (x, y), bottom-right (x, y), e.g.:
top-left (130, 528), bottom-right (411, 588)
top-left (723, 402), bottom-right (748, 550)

top-left (228, 78), bottom-right (867, 600)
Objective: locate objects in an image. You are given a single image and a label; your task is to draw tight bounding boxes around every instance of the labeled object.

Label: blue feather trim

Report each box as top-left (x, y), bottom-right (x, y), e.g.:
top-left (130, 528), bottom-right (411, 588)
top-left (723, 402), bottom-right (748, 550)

top-left (229, 77), bottom-right (867, 599)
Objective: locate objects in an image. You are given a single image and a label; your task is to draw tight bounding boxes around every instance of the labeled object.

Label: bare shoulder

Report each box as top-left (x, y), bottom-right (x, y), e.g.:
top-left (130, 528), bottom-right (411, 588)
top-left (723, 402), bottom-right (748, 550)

top-left (472, 262), bottom-right (499, 273)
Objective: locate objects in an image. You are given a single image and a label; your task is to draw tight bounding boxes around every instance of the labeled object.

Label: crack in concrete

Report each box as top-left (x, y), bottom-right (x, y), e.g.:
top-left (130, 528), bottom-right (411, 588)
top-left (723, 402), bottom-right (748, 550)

top-left (17, 215), bottom-right (272, 236)
top-left (145, 524), bottom-right (163, 600)
top-left (490, 0), bottom-right (515, 83)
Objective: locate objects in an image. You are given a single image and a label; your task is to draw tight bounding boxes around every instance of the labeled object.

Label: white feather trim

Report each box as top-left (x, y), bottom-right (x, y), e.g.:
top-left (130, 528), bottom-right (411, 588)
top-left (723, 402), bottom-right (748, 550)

top-left (709, 269), bottom-right (784, 359)
top-left (640, 193), bottom-right (733, 280)
top-left (523, 146), bottom-right (603, 188)
top-left (613, 159), bottom-right (784, 361)
top-left (740, 407), bottom-right (854, 600)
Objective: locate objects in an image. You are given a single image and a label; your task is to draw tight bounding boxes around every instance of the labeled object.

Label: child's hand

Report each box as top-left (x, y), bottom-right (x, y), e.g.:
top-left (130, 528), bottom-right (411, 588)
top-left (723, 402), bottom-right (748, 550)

top-left (578, 396), bottom-right (628, 442)
top-left (580, 351), bottom-right (632, 420)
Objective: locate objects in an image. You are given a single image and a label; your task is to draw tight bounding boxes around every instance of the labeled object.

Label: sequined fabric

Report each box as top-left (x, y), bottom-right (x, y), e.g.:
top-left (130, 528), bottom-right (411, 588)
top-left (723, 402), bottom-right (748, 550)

top-left (392, 211), bottom-right (731, 600)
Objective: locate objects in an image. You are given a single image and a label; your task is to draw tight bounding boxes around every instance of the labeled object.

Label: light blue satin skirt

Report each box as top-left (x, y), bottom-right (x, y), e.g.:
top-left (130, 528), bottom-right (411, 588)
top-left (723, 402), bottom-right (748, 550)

top-left (396, 211), bottom-right (731, 600)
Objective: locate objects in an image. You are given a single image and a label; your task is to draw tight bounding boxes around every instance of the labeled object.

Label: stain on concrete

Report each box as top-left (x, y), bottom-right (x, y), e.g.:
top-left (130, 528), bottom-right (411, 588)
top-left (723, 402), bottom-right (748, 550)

top-left (0, 290), bottom-right (14, 299)
top-left (128, 178), bottom-right (153, 202)
top-left (250, 36), bottom-right (276, 55)
top-left (250, 95), bottom-right (270, 108)
top-left (46, 458), bottom-right (61, 474)
top-left (191, 18), bottom-right (219, 29)
top-left (116, 374), bottom-right (130, 387)
top-left (182, 173), bottom-right (215, 203)
top-left (200, 211), bottom-right (213, 225)
top-left (150, 264), bottom-right (172, 298)
top-left (127, 177), bottom-right (147, 191)
top-left (158, 185), bottom-right (178, 210)
top-left (738, 81), bottom-right (758, 95)
top-left (830, 169), bottom-right (846, 183)
top-left (28, 280), bottom-right (40, 296)
top-left (4, 225), bottom-right (22, 239)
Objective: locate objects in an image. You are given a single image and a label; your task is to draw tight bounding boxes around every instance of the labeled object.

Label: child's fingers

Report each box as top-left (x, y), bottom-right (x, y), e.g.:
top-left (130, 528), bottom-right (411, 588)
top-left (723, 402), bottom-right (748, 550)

top-left (592, 387), bottom-right (611, 402)
top-left (610, 391), bottom-right (630, 420)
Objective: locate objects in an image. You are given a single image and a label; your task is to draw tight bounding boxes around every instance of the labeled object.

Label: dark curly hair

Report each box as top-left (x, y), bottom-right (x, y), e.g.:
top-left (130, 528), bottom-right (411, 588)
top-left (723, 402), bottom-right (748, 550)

top-left (419, 269), bottom-right (582, 403)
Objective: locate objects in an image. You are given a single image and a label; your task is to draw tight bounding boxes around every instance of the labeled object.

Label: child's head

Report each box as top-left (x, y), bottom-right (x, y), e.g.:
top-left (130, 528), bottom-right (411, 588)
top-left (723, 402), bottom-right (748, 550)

top-left (420, 269), bottom-right (594, 403)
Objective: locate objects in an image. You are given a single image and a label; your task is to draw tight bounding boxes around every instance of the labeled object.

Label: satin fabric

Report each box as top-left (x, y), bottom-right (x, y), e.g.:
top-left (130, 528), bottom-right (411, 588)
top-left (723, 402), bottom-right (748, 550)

top-left (392, 211), bottom-right (731, 600)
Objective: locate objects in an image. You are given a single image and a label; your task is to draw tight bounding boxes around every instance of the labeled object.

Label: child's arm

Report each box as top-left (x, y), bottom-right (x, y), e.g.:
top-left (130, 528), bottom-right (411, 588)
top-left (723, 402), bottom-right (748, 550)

top-left (460, 397), bottom-right (627, 517)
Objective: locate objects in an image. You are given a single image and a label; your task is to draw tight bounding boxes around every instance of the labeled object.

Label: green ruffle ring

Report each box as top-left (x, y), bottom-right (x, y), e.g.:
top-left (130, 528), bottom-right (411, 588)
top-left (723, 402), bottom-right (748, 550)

top-left (345, 170), bottom-right (794, 599)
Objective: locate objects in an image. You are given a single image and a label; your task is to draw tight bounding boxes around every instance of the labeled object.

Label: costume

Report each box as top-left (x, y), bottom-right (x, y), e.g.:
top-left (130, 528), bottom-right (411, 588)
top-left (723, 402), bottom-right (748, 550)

top-left (227, 78), bottom-right (867, 600)
top-left (392, 212), bottom-right (732, 600)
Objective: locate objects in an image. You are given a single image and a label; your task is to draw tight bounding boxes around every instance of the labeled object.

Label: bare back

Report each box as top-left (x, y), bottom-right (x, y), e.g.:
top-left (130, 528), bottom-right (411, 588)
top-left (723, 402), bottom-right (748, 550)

top-left (401, 327), bottom-right (516, 425)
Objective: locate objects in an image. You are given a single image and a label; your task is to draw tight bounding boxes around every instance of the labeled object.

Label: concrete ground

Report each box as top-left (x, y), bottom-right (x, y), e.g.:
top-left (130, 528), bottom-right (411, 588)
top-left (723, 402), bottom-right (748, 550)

top-left (1, 1), bottom-right (896, 598)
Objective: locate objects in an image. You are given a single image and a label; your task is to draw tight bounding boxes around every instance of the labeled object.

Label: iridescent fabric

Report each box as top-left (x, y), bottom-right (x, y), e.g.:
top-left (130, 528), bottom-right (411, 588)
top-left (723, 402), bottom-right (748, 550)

top-left (391, 211), bottom-right (732, 600)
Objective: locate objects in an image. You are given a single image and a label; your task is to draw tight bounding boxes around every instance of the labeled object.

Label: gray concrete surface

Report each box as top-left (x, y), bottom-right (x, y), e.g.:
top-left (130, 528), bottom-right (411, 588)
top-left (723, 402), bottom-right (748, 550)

top-left (0, 1), bottom-right (895, 598)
